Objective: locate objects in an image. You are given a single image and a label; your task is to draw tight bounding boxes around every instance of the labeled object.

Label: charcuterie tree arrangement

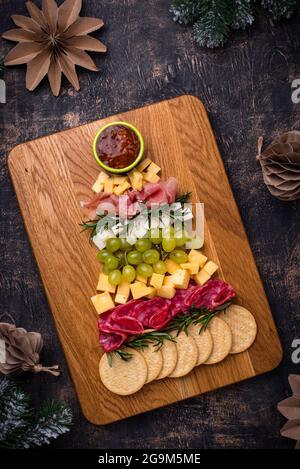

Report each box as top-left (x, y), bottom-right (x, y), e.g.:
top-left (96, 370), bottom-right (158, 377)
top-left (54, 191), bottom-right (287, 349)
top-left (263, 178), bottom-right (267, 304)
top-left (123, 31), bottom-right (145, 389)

top-left (80, 122), bottom-right (258, 396)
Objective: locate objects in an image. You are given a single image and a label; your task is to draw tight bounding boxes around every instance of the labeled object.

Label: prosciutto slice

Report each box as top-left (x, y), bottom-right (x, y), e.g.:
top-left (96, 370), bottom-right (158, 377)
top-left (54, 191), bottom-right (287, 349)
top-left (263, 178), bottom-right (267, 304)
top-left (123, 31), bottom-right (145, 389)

top-left (98, 279), bottom-right (236, 352)
top-left (81, 177), bottom-right (178, 219)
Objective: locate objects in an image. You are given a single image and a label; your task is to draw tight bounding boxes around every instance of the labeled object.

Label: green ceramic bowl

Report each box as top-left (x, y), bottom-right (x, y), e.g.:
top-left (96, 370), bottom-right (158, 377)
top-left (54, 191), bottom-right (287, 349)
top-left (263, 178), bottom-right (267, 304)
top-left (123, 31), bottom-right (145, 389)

top-left (92, 121), bottom-right (144, 174)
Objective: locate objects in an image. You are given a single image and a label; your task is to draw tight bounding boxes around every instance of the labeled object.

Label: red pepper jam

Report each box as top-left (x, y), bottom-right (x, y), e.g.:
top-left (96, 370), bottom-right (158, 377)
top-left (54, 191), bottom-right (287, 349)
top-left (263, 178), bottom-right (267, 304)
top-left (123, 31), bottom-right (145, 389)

top-left (96, 125), bottom-right (140, 169)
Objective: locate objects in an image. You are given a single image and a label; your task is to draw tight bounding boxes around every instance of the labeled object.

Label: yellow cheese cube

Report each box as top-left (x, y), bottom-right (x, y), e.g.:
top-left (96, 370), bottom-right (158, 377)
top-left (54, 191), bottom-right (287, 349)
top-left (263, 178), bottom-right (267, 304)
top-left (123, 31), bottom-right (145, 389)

top-left (142, 172), bottom-right (160, 184)
top-left (157, 286), bottom-right (176, 299)
top-left (91, 292), bottom-right (115, 315)
top-left (165, 259), bottom-right (182, 275)
top-left (150, 273), bottom-right (165, 289)
top-left (194, 269), bottom-right (211, 286)
top-left (97, 171), bottom-right (110, 183)
top-left (92, 180), bottom-right (104, 193)
top-left (115, 280), bottom-right (130, 304)
top-left (163, 275), bottom-right (175, 286)
top-left (130, 282), bottom-right (154, 300)
top-left (128, 169), bottom-right (143, 191)
top-left (203, 261), bottom-right (218, 276)
top-left (147, 162), bottom-right (161, 174)
top-left (172, 269), bottom-right (190, 289)
top-left (145, 287), bottom-right (157, 299)
top-left (188, 250), bottom-right (207, 268)
top-left (104, 179), bottom-right (114, 194)
top-left (136, 273), bottom-right (147, 284)
top-left (137, 157), bottom-right (152, 172)
top-left (180, 262), bottom-right (199, 275)
top-left (113, 176), bottom-right (128, 185)
top-left (113, 181), bottom-right (131, 196)
top-left (96, 273), bottom-right (116, 294)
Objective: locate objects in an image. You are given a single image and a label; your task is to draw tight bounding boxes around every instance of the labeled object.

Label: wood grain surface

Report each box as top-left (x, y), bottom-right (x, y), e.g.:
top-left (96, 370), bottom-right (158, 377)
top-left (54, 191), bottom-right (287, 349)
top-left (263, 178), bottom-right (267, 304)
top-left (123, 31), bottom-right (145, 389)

top-left (8, 96), bottom-right (282, 424)
top-left (1, 0), bottom-right (300, 449)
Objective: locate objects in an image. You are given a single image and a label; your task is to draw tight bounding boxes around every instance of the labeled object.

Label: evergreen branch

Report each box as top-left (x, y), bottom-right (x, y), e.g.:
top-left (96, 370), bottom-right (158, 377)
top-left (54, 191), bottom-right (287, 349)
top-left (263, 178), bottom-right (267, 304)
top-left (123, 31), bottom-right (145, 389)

top-left (0, 378), bottom-right (72, 449)
top-left (170, 0), bottom-right (298, 48)
top-left (261, 0), bottom-right (298, 21)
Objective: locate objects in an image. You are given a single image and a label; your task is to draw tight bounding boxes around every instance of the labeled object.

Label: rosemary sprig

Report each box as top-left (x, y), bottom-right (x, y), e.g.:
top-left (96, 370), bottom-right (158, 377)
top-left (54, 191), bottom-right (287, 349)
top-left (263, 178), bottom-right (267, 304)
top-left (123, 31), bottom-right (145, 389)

top-left (107, 349), bottom-right (132, 367)
top-left (175, 192), bottom-right (191, 204)
top-left (126, 331), bottom-right (176, 351)
top-left (80, 218), bottom-right (99, 239)
top-left (110, 301), bottom-right (232, 363)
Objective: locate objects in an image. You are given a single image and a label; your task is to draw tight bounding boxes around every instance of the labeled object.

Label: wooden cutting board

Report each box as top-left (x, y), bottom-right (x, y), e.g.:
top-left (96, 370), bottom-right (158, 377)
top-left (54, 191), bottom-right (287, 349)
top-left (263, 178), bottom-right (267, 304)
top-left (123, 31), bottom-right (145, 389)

top-left (8, 95), bottom-right (282, 425)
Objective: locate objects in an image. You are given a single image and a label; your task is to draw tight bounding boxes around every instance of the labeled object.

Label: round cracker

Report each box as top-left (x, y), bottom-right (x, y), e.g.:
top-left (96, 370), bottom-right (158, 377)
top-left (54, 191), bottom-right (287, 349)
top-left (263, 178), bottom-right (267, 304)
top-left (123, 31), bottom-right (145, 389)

top-left (140, 345), bottom-right (163, 383)
top-left (203, 317), bottom-right (232, 365)
top-left (188, 323), bottom-right (213, 366)
top-left (168, 331), bottom-right (198, 378)
top-left (220, 304), bottom-right (257, 354)
top-left (99, 348), bottom-right (147, 395)
top-left (156, 340), bottom-right (177, 380)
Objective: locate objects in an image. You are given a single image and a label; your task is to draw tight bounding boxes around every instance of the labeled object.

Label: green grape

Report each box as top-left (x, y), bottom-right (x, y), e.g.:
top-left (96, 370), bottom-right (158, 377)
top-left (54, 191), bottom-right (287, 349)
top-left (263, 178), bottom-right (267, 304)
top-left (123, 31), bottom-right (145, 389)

top-left (105, 255), bottom-right (119, 270)
top-left (102, 264), bottom-right (111, 275)
top-left (142, 249), bottom-right (160, 265)
top-left (153, 261), bottom-right (167, 275)
top-left (108, 269), bottom-right (122, 286)
top-left (114, 250), bottom-right (123, 260)
top-left (122, 265), bottom-right (136, 283)
top-left (119, 238), bottom-right (131, 251)
top-left (137, 263), bottom-right (153, 278)
top-left (175, 235), bottom-right (188, 247)
top-left (106, 237), bottom-right (121, 253)
top-left (97, 249), bottom-right (110, 263)
top-left (162, 238), bottom-right (176, 252)
top-left (162, 226), bottom-right (174, 238)
top-left (149, 229), bottom-right (162, 244)
top-left (135, 238), bottom-right (152, 252)
top-left (127, 250), bottom-right (143, 265)
top-left (169, 250), bottom-right (188, 264)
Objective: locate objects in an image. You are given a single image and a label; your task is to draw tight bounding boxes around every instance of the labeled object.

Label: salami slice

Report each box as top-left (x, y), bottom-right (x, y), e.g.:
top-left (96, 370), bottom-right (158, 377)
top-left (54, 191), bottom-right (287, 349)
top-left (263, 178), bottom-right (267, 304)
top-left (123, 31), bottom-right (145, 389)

top-left (98, 279), bottom-right (236, 351)
top-left (185, 280), bottom-right (236, 310)
top-left (112, 316), bottom-right (144, 335)
top-left (111, 300), bottom-right (144, 321)
top-left (170, 288), bottom-right (193, 317)
top-left (148, 300), bottom-right (172, 329)
top-left (99, 331), bottom-right (128, 352)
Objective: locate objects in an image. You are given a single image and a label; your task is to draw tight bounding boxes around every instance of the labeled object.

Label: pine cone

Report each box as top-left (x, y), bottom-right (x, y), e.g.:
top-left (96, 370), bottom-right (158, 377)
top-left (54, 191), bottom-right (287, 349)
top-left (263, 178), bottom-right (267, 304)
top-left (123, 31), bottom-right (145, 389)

top-left (256, 131), bottom-right (300, 201)
top-left (0, 323), bottom-right (59, 376)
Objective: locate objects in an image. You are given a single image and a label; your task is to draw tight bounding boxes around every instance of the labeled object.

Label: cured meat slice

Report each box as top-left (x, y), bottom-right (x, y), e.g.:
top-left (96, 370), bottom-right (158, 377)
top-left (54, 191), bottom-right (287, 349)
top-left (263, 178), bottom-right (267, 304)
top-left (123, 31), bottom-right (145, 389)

top-left (81, 178), bottom-right (178, 219)
top-left (98, 279), bottom-right (236, 351)
top-left (110, 300), bottom-right (144, 321)
top-left (148, 299), bottom-right (172, 329)
top-left (112, 316), bottom-right (144, 335)
top-left (99, 331), bottom-right (128, 352)
top-left (185, 279), bottom-right (236, 310)
top-left (136, 177), bottom-right (178, 206)
top-left (170, 287), bottom-right (194, 317)
top-left (132, 297), bottom-right (171, 329)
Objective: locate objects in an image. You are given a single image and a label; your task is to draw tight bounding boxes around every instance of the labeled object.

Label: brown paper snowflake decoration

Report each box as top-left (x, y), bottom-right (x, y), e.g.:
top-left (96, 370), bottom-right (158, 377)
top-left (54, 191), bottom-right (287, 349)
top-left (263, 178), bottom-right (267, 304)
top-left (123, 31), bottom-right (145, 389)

top-left (2, 0), bottom-right (107, 96)
top-left (256, 131), bottom-right (300, 201)
top-left (278, 374), bottom-right (300, 449)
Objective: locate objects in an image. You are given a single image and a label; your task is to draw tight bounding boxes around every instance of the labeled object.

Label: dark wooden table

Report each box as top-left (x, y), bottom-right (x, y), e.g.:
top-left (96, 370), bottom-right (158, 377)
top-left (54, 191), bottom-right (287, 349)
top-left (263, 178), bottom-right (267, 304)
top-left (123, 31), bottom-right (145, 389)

top-left (1, 0), bottom-right (300, 449)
